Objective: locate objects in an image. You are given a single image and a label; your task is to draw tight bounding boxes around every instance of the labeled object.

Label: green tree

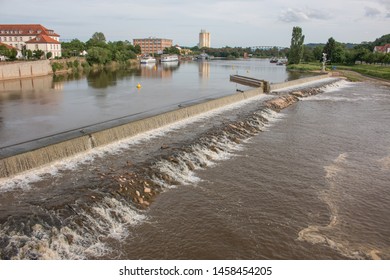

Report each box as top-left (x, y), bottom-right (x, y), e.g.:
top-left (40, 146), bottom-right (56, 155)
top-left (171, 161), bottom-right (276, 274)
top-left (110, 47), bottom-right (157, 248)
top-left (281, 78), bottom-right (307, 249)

top-left (86, 32), bottom-right (107, 48)
top-left (91, 32), bottom-right (106, 43)
top-left (302, 46), bottom-right (314, 62)
top-left (61, 39), bottom-right (86, 57)
top-left (312, 45), bottom-right (325, 61)
top-left (46, 52), bottom-right (52, 59)
top-left (26, 49), bottom-right (33, 59)
top-left (353, 47), bottom-right (370, 64)
top-left (383, 53), bottom-right (390, 65)
top-left (86, 46), bottom-right (112, 65)
top-left (163, 46), bottom-right (180, 55)
top-left (323, 37), bottom-right (336, 63)
top-left (33, 49), bottom-right (44, 59)
top-left (332, 43), bottom-right (346, 63)
top-left (288, 26), bottom-right (305, 64)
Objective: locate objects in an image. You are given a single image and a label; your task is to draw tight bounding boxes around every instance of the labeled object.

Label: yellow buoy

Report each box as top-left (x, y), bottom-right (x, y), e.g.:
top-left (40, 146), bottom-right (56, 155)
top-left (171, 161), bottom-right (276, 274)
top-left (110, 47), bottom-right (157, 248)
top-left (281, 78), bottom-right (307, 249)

top-left (136, 83), bottom-right (141, 89)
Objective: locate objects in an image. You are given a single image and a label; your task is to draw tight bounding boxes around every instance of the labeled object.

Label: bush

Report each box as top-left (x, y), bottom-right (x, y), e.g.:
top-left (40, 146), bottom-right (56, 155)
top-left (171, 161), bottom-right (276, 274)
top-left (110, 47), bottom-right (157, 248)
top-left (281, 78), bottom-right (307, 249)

top-left (73, 59), bottom-right (80, 68)
top-left (52, 62), bottom-right (64, 73)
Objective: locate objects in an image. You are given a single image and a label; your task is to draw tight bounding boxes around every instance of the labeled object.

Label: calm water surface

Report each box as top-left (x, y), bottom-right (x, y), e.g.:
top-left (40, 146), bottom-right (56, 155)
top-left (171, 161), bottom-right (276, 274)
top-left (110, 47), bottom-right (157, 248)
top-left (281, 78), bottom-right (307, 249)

top-left (0, 59), bottom-right (298, 147)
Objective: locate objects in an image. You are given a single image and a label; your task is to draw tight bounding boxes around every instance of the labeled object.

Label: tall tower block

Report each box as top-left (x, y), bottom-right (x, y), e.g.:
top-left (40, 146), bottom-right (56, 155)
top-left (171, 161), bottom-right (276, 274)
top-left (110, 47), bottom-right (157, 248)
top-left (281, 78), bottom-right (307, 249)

top-left (199, 29), bottom-right (210, 48)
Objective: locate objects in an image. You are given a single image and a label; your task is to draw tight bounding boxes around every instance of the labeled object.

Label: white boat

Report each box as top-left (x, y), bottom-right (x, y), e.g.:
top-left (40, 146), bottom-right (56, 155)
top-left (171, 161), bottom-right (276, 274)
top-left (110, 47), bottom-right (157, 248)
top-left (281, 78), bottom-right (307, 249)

top-left (140, 56), bottom-right (156, 64)
top-left (161, 54), bottom-right (179, 62)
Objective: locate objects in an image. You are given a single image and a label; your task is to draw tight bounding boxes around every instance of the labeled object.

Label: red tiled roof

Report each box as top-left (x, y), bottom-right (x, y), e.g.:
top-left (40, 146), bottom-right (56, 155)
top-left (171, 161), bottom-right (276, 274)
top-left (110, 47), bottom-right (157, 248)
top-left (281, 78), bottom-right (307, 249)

top-left (375, 44), bottom-right (390, 52)
top-left (26, 34), bottom-right (60, 44)
top-left (0, 24), bottom-right (59, 37)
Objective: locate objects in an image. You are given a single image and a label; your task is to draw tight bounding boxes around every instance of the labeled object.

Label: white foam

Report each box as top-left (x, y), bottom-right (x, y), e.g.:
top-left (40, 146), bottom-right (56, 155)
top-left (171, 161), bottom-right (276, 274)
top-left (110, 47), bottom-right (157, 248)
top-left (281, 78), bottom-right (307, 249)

top-left (272, 77), bottom-right (340, 92)
top-left (1, 197), bottom-right (146, 259)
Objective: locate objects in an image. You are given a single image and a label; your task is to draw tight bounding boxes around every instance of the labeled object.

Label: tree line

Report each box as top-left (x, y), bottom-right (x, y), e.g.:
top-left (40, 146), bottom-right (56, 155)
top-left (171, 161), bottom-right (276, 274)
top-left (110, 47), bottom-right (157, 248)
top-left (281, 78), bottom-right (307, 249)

top-left (61, 32), bottom-right (141, 65)
top-left (288, 27), bottom-right (390, 65)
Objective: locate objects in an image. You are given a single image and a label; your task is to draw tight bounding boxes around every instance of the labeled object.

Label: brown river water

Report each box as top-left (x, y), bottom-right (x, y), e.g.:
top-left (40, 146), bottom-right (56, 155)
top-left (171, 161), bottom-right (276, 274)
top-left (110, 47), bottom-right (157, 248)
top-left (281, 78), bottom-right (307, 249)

top-left (0, 63), bottom-right (389, 260)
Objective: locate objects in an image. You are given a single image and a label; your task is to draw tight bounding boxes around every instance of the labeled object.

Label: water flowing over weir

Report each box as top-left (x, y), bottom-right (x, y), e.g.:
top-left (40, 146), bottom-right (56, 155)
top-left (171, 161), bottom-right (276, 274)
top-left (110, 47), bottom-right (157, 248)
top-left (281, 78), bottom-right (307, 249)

top-left (0, 77), bottom-right (345, 259)
top-left (0, 89), bottom-right (263, 178)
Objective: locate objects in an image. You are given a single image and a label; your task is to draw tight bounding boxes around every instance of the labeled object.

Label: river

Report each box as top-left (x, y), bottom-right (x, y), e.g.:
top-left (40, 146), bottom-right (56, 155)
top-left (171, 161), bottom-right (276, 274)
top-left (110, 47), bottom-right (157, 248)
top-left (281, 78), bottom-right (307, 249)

top-left (0, 60), bottom-right (389, 260)
top-left (0, 59), bottom-right (300, 148)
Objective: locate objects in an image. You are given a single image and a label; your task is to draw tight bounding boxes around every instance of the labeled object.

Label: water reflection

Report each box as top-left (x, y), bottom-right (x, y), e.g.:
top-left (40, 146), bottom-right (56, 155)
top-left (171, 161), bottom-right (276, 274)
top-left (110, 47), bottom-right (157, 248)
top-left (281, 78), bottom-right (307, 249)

top-left (0, 59), bottom-right (306, 147)
top-left (0, 75), bottom-right (62, 92)
top-left (198, 62), bottom-right (210, 79)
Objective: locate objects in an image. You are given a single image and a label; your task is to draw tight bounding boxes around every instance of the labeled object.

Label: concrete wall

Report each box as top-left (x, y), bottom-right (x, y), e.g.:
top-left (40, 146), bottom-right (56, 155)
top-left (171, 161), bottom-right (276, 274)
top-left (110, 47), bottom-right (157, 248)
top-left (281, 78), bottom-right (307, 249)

top-left (270, 73), bottom-right (331, 91)
top-left (0, 60), bottom-right (52, 81)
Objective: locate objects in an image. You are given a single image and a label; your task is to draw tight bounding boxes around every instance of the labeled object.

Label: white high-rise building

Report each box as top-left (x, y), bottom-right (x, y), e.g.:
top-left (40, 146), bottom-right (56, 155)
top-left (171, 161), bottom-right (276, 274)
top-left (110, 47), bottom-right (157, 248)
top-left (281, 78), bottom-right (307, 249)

top-left (199, 29), bottom-right (210, 48)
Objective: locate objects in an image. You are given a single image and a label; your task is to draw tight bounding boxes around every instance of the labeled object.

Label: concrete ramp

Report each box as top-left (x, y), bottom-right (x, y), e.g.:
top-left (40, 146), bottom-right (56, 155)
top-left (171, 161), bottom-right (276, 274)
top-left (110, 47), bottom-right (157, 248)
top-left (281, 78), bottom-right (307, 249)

top-left (230, 75), bottom-right (270, 92)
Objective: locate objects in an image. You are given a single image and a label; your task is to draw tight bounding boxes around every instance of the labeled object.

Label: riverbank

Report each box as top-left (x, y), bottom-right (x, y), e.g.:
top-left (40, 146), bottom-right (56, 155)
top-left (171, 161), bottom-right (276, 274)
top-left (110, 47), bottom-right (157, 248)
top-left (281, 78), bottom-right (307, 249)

top-left (0, 60), bottom-right (52, 81)
top-left (287, 63), bottom-right (390, 82)
top-left (0, 59), bottom-right (140, 81)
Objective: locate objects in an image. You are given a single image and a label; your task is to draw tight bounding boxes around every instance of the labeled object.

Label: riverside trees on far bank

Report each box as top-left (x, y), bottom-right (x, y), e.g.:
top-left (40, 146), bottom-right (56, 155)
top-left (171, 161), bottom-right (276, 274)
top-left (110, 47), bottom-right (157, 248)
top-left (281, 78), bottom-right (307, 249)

top-left (61, 32), bottom-right (141, 66)
top-left (287, 26), bottom-right (390, 66)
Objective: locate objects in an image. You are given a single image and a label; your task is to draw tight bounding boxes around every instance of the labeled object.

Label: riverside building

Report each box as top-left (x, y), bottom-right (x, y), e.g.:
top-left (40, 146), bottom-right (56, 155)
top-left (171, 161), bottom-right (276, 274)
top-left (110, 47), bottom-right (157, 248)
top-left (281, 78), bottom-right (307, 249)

top-left (133, 37), bottom-right (173, 55)
top-left (0, 24), bottom-right (61, 58)
top-left (199, 29), bottom-right (210, 48)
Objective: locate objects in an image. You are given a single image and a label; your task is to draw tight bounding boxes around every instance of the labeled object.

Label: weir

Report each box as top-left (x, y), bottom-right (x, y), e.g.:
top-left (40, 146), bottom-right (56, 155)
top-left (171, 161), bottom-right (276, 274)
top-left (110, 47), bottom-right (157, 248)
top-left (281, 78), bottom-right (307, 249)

top-left (0, 74), bottom-right (334, 179)
top-left (0, 88), bottom-right (262, 178)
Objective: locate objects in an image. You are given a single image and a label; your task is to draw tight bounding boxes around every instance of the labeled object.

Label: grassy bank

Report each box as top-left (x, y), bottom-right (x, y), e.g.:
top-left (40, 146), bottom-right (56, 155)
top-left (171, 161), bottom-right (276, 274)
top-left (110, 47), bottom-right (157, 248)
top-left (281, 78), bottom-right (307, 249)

top-left (287, 62), bottom-right (390, 81)
top-left (335, 64), bottom-right (390, 80)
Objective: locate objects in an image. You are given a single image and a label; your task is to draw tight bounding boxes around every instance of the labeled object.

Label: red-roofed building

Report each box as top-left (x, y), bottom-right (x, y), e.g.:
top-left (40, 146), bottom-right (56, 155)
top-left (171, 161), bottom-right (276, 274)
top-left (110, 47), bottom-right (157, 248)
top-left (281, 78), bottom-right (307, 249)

top-left (374, 44), bottom-right (390, 54)
top-left (0, 24), bottom-right (61, 58)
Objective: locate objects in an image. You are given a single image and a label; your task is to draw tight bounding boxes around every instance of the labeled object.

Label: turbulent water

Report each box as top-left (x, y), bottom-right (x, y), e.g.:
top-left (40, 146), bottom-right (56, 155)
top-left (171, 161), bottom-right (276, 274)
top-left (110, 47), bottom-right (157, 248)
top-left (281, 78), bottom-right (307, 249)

top-left (0, 79), bottom-right (389, 260)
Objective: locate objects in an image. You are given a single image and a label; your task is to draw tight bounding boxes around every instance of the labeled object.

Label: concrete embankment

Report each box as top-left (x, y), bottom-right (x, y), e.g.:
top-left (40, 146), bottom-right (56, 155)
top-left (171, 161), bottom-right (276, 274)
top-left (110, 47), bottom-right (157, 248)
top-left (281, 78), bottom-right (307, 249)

top-left (270, 73), bottom-right (332, 91)
top-left (0, 60), bottom-right (52, 81)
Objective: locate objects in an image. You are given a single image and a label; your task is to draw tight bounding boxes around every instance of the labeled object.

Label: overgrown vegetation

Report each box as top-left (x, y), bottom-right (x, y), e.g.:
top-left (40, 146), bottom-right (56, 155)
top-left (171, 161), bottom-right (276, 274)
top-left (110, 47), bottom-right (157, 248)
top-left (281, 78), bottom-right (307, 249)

top-left (285, 28), bottom-right (390, 80)
top-left (301, 33), bottom-right (390, 65)
top-left (61, 32), bottom-right (141, 66)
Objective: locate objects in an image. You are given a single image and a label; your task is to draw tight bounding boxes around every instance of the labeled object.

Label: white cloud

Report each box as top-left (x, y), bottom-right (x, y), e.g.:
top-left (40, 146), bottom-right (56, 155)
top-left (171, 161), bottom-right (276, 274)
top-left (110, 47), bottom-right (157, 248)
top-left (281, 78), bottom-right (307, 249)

top-left (364, 6), bottom-right (382, 17)
top-left (278, 7), bottom-right (332, 23)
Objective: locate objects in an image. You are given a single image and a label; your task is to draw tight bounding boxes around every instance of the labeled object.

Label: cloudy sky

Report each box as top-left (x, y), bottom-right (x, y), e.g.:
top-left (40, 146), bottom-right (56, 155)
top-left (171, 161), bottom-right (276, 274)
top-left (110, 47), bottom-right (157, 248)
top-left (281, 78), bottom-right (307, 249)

top-left (1, 0), bottom-right (389, 47)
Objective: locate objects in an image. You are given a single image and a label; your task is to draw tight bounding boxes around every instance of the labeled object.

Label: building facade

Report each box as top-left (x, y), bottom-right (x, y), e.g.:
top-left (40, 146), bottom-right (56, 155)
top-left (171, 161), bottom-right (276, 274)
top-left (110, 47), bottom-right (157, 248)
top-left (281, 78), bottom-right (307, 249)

top-left (199, 29), bottom-right (210, 48)
top-left (374, 44), bottom-right (390, 54)
top-left (0, 24), bottom-right (61, 58)
top-left (133, 37), bottom-right (173, 54)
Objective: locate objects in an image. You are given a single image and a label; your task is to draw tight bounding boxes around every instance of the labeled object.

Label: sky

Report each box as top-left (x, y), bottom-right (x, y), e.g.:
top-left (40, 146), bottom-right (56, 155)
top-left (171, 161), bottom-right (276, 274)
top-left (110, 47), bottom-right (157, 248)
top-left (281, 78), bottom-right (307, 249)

top-left (1, 0), bottom-right (389, 47)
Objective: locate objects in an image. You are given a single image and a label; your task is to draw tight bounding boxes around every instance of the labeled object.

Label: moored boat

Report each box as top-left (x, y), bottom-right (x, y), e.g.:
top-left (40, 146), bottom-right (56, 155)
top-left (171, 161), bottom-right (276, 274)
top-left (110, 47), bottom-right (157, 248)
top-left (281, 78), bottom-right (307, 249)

top-left (140, 56), bottom-right (157, 64)
top-left (161, 54), bottom-right (179, 62)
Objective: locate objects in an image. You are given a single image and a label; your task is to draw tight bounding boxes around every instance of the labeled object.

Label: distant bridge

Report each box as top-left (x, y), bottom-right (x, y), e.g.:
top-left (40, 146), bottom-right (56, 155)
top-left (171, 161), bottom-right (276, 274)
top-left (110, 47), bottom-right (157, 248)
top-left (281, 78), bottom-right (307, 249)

top-left (250, 46), bottom-right (287, 51)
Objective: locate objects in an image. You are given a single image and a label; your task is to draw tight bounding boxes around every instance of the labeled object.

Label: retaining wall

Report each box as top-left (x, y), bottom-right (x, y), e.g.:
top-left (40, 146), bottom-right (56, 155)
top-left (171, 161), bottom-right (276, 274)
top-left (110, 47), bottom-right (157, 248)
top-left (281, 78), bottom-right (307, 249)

top-left (0, 61), bottom-right (52, 81)
top-left (270, 73), bottom-right (331, 91)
